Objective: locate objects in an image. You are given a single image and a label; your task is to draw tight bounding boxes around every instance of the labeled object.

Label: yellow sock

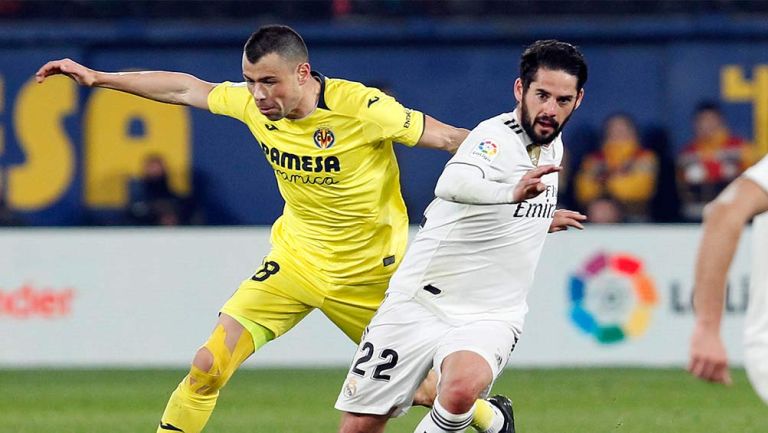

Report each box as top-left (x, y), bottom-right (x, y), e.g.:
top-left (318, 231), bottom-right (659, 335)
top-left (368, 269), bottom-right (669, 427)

top-left (471, 399), bottom-right (496, 432)
top-left (157, 376), bottom-right (218, 433)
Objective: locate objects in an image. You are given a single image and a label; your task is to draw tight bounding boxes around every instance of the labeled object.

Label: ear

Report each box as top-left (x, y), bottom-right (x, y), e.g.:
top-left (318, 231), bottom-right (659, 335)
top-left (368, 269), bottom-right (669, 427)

top-left (574, 88), bottom-right (585, 110)
top-left (513, 78), bottom-right (524, 103)
top-left (297, 62), bottom-right (311, 85)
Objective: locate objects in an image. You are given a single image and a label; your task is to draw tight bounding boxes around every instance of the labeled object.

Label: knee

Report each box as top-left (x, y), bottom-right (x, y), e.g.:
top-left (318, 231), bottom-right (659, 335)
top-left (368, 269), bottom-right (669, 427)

top-left (186, 347), bottom-right (228, 396)
top-left (193, 347), bottom-right (215, 373)
top-left (438, 379), bottom-right (482, 414)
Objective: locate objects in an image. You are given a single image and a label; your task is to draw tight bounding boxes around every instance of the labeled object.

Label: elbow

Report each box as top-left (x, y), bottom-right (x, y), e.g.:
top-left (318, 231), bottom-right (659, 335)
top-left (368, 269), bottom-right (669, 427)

top-left (702, 199), bottom-right (749, 228)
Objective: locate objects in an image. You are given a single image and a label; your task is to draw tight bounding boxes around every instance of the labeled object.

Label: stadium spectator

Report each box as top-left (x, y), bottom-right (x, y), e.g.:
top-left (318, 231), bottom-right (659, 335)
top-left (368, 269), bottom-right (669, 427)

top-left (0, 175), bottom-right (24, 226)
top-left (575, 113), bottom-right (658, 222)
top-left (127, 154), bottom-right (185, 226)
top-left (336, 39), bottom-right (587, 433)
top-left (585, 196), bottom-right (624, 223)
top-left (677, 101), bottom-right (754, 221)
top-left (37, 24), bottom-right (469, 433)
top-left (688, 154), bottom-right (768, 404)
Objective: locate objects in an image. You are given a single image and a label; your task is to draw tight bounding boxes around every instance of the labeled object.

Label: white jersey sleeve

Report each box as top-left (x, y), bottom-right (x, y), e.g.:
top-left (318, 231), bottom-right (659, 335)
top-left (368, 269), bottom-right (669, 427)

top-left (744, 155), bottom-right (768, 193)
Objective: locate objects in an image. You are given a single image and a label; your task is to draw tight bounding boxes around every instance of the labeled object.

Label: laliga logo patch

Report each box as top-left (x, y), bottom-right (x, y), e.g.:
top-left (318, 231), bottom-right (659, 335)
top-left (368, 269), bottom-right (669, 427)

top-left (471, 139), bottom-right (498, 163)
top-left (568, 252), bottom-right (659, 345)
top-left (313, 127), bottom-right (335, 149)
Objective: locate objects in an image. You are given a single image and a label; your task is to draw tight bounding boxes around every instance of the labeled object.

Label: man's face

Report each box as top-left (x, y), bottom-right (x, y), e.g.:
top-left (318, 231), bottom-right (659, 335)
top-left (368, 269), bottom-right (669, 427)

top-left (515, 68), bottom-right (583, 145)
top-left (242, 52), bottom-right (308, 121)
top-left (693, 110), bottom-right (725, 141)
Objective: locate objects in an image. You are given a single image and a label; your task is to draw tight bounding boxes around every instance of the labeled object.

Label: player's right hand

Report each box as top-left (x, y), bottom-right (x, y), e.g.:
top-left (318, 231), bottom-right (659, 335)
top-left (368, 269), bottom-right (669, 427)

top-left (687, 323), bottom-right (732, 385)
top-left (36, 58), bottom-right (97, 86)
top-left (512, 164), bottom-right (561, 203)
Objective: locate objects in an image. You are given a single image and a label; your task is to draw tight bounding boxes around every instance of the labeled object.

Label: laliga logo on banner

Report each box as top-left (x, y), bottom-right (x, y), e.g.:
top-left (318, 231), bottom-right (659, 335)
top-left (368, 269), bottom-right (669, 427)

top-left (0, 283), bottom-right (76, 319)
top-left (568, 252), bottom-right (658, 344)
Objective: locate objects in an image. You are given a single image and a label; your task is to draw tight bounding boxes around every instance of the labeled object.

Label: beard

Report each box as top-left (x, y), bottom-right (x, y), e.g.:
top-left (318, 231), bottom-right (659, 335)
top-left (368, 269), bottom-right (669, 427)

top-left (520, 100), bottom-right (573, 145)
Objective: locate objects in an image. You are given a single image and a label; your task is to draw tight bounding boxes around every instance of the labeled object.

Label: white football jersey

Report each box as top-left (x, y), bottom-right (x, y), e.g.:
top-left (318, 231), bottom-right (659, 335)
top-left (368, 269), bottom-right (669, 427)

top-left (743, 155), bottom-right (768, 348)
top-left (388, 110), bottom-right (562, 328)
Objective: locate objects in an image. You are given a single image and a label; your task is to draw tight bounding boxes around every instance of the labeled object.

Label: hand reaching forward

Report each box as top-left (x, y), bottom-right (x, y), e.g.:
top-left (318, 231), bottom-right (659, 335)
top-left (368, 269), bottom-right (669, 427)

top-left (512, 164), bottom-right (561, 203)
top-left (36, 58), bottom-right (98, 86)
top-left (688, 324), bottom-right (732, 385)
top-left (549, 209), bottom-right (587, 233)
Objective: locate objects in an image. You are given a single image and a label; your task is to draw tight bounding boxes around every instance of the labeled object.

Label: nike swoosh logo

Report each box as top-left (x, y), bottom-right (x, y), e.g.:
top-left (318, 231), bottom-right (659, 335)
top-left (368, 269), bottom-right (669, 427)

top-left (159, 422), bottom-right (184, 432)
top-left (367, 96), bottom-right (380, 107)
top-left (265, 124), bottom-right (278, 131)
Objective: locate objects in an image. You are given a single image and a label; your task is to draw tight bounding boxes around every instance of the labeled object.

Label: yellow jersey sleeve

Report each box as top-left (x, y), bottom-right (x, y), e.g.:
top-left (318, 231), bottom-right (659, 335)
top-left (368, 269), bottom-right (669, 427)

top-left (207, 81), bottom-right (252, 121)
top-left (355, 87), bottom-right (425, 147)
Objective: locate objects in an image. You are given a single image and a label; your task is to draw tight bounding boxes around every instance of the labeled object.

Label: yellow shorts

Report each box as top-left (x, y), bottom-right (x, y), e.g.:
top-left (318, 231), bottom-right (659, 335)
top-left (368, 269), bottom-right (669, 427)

top-left (220, 248), bottom-right (390, 345)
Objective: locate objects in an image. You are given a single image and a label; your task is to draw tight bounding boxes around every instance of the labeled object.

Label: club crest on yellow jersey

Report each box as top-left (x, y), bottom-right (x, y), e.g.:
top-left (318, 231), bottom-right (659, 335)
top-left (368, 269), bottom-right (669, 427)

top-left (313, 127), bottom-right (335, 149)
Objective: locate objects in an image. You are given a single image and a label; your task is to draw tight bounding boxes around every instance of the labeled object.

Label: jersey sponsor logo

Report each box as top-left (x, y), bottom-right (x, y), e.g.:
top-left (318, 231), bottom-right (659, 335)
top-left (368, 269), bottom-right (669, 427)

top-left (470, 139), bottom-right (499, 163)
top-left (274, 168), bottom-right (338, 185)
top-left (260, 142), bottom-right (341, 173)
top-left (403, 108), bottom-right (413, 128)
top-left (568, 252), bottom-right (659, 345)
top-left (265, 124), bottom-right (278, 131)
top-left (512, 185), bottom-right (558, 218)
top-left (313, 127), bottom-right (335, 149)
top-left (367, 96), bottom-right (380, 107)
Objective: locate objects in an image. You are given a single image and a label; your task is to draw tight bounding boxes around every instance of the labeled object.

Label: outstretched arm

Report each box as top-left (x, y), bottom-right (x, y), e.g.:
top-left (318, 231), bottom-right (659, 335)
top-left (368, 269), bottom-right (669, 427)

top-left (36, 58), bottom-right (216, 109)
top-left (435, 164), bottom-right (561, 205)
top-left (688, 177), bottom-right (768, 385)
top-left (416, 115), bottom-right (469, 153)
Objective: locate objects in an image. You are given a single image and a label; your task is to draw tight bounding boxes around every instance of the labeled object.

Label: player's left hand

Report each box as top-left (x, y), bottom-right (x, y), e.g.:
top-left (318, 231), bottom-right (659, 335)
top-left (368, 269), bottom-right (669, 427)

top-left (688, 323), bottom-right (732, 385)
top-left (548, 209), bottom-right (586, 233)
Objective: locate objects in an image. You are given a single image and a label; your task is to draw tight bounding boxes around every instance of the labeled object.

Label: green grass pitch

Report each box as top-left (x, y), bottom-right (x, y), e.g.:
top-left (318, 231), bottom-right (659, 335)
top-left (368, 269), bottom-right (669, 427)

top-left (0, 368), bottom-right (765, 433)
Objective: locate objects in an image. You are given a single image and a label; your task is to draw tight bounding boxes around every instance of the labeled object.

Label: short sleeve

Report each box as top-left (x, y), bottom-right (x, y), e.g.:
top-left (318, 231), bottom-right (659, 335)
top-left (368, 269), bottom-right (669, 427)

top-left (207, 81), bottom-right (252, 121)
top-left (357, 88), bottom-right (425, 147)
top-left (744, 155), bottom-right (768, 194)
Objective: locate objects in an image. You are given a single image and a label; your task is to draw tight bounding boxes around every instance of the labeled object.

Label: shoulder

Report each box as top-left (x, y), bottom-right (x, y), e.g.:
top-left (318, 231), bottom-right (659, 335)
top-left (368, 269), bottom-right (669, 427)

top-left (323, 76), bottom-right (390, 114)
top-left (472, 113), bottom-right (520, 141)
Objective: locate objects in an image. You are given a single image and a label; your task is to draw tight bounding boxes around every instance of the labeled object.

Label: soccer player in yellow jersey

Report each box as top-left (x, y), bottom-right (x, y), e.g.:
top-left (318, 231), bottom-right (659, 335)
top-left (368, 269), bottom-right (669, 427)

top-left (36, 25), bottom-right (493, 433)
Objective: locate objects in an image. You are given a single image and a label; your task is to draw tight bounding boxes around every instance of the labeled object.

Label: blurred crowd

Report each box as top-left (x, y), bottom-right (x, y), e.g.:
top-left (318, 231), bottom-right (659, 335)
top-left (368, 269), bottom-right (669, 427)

top-left (564, 101), bottom-right (755, 224)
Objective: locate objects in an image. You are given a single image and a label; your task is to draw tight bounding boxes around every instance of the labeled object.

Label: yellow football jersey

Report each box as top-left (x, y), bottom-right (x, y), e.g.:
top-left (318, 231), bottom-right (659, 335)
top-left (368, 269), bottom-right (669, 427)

top-left (208, 72), bottom-right (425, 284)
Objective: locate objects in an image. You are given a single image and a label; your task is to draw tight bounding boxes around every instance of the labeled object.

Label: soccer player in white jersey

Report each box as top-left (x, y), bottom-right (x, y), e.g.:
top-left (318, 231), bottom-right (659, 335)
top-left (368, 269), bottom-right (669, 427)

top-left (335, 40), bottom-right (588, 433)
top-left (688, 154), bottom-right (768, 404)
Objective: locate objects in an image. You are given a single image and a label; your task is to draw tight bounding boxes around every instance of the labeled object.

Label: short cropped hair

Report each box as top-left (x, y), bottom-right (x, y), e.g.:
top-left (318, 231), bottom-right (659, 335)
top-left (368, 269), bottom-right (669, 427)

top-left (520, 40), bottom-right (588, 92)
top-left (244, 25), bottom-right (308, 64)
top-left (694, 100), bottom-right (722, 117)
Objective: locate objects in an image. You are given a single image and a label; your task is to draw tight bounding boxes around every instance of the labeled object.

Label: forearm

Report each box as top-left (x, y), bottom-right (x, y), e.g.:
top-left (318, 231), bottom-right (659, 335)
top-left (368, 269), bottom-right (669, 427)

top-left (692, 202), bottom-right (744, 329)
top-left (417, 115), bottom-right (469, 153)
top-left (434, 163), bottom-right (516, 205)
top-left (93, 70), bottom-right (213, 107)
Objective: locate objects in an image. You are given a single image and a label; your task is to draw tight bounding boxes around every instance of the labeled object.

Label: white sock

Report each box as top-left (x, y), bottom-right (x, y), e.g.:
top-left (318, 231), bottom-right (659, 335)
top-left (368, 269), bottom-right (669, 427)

top-left (480, 402), bottom-right (505, 433)
top-left (413, 397), bottom-right (474, 433)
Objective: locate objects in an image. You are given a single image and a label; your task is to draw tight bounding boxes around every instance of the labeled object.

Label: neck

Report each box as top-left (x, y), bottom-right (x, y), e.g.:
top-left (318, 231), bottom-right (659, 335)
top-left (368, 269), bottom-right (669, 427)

top-left (287, 75), bottom-right (321, 120)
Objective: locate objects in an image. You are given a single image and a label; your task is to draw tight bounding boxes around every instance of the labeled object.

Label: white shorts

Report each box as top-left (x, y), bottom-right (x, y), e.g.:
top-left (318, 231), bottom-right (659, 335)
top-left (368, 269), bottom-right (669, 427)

top-left (334, 293), bottom-right (520, 417)
top-left (745, 344), bottom-right (768, 404)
